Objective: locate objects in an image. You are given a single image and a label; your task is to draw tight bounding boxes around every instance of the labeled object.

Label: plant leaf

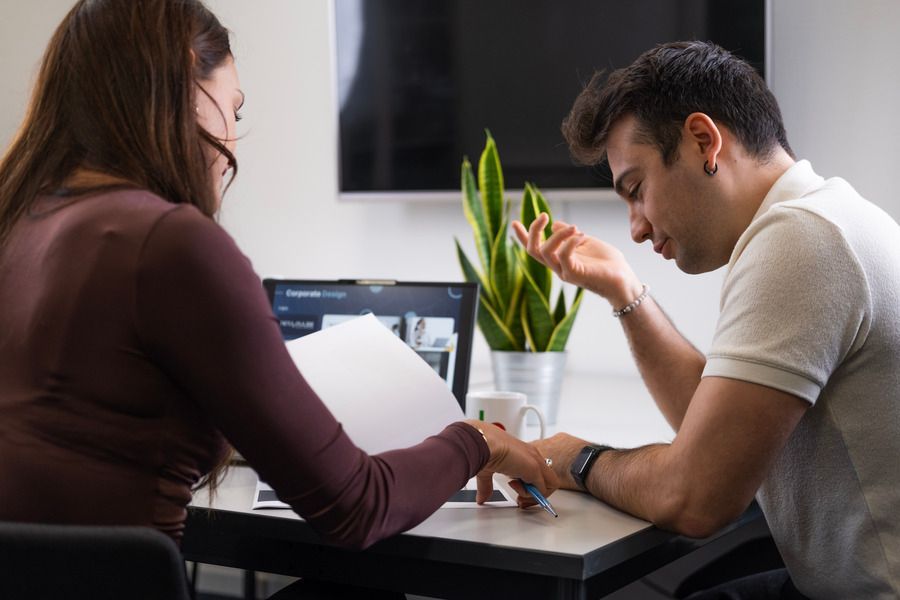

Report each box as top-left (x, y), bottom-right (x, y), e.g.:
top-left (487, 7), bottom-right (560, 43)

top-left (519, 184), bottom-right (552, 300)
top-left (531, 185), bottom-right (554, 299)
top-left (522, 282), bottom-right (554, 351)
top-left (531, 183), bottom-right (554, 240)
top-left (489, 216), bottom-right (513, 311)
top-left (455, 238), bottom-right (494, 307)
top-left (553, 287), bottom-right (567, 325)
top-left (514, 247), bottom-right (551, 312)
top-left (478, 294), bottom-right (520, 351)
top-left (461, 158), bottom-right (491, 275)
top-left (479, 130), bottom-right (505, 241)
top-left (520, 297), bottom-right (537, 352)
top-left (457, 239), bottom-right (518, 350)
top-left (506, 271), bottom-right (526, 349)
top-left (520, 183), bottom-right (539, 229)
top-left (505, 266), bottom-right (524, 326)
top-left (516, 254), bottom-right (555, 351)
top-left (546, 287), bottom-right (585, 351)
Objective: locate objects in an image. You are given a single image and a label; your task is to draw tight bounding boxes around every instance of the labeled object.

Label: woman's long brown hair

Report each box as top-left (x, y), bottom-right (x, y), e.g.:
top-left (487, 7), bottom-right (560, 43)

top-left (0, 0), bottom-right (237, 244)
top-left (0, 0), bottom-right (238, 493)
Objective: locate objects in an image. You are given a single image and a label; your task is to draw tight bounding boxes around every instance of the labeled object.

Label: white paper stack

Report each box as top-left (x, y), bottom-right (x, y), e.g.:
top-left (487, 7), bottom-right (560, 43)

top-left (252, 313), bottom-right (513, 509)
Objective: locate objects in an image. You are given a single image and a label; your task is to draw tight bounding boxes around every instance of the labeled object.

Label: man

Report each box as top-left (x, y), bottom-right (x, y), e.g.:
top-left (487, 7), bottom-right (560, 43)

top-left (513, 41), bottom-right (899, 599)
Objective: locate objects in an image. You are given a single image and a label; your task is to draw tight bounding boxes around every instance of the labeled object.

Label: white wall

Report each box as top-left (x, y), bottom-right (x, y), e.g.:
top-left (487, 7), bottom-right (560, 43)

top-left (0, 3), bottom-right (71, 144)
top-left (769, 0), bottom-right (900, 215)
top-left (2, 0), bottom-right (898, 378)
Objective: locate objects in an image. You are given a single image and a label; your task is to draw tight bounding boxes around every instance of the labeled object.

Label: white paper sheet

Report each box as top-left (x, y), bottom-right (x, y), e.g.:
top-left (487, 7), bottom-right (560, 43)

top-left (285, 313), bottom-right (464, 453)
top-left (252, 314), bottom-right (514, 509)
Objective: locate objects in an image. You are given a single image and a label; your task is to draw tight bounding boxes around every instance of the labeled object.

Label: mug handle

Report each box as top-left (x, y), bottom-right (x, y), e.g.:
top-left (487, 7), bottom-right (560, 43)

top-left (521, 404), bottom-right (546, 439)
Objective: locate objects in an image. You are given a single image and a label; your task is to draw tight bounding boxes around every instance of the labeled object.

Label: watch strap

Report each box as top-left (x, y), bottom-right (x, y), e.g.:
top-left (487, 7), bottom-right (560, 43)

top-left (570, 444), bottom-right (613, 490)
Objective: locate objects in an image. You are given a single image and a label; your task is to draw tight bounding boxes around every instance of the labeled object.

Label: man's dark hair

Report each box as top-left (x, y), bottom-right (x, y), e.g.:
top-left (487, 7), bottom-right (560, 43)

top-left (562, 41), bottom-right (794, 166)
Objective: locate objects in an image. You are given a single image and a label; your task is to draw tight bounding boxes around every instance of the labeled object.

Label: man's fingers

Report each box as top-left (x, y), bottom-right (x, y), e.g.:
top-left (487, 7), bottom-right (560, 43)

top-left (540, 226), bottom-right (580, 275)
top-left (558, 233), bottom-right (586, 279)
top-left (511, 221), bottom-right (529, 245)
top-left (526, 213), bottom-right (549, 259)
top-left (516, 214), bottom-right (587, 280)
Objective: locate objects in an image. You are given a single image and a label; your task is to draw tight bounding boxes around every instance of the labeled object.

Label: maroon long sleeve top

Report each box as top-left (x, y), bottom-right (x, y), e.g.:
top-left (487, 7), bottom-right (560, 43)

top-left (0, 189), bottom-right (488, 549)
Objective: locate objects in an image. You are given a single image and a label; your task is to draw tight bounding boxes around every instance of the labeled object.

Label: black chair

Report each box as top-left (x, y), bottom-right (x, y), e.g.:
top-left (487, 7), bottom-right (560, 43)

top-left (0, 521), bottom-right (192, 600)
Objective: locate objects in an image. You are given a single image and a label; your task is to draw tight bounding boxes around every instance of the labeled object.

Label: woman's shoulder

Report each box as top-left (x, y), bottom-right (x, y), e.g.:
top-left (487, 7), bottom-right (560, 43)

top-left (41, 187), bottom-right (239, 266)
top-left (57, 187), bottom-right (221, 240)
top-left (81, 187), bottom-right (205, 220)
top-left (119, 191), bottom-right (249, 275)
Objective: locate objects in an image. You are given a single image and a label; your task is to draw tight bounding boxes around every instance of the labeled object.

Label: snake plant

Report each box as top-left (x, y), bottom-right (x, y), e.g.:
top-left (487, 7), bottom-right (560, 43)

top-left (455, 132), bottom-right (583, 352)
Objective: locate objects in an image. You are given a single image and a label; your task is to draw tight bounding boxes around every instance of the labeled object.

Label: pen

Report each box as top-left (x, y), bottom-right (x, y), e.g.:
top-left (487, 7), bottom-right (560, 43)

top-left (519, 480), bottom-right (558, 518)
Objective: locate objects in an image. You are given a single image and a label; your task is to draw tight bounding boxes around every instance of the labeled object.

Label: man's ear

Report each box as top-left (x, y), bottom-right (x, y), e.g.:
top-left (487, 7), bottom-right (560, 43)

top-left (683, 112), bottom-right (722, 169)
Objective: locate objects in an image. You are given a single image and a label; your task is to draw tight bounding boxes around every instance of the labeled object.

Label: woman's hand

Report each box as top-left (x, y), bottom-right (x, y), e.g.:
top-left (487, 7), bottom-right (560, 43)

top-left (464, 420), bottom-right (559, 507)
top-left (512, 213), bottom-right (643, 308)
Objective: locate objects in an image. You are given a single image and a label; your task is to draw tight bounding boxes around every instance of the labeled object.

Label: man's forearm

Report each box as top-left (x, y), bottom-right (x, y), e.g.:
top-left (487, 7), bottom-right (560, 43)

top-left (585, 444), bottom-right (681, 524)
top-left (617, 296), bottom-right (705, 430)
top-left (581, 444), bottom-right (730, 538)
top-left (546, 434), bottom-right (695, 533)
top-left (539, 377), bottom-right (803, 539)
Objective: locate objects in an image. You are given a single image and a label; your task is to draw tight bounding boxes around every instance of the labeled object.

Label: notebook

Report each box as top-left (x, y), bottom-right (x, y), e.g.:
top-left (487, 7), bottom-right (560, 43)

top-left (263, 278), bottom-right (479, 409)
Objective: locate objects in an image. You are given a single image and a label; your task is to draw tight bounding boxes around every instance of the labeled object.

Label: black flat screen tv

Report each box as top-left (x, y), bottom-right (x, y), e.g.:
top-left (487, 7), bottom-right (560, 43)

top-left (334, 0), bottom-right (768, 201)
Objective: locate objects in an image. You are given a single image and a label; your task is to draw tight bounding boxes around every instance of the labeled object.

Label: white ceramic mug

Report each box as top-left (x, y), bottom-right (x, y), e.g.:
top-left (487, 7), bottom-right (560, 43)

top-left (465, 391), bottom-right (546, 440)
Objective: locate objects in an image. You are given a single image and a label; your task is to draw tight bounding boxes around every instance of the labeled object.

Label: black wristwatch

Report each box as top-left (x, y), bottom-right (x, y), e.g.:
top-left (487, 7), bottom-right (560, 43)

top-left (570, 445), bottom-right (613, 490)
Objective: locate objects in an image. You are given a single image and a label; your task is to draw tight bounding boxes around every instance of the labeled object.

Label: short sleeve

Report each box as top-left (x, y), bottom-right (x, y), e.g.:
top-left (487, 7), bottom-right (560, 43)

top-left (703, 205), bottom-right (872, 404)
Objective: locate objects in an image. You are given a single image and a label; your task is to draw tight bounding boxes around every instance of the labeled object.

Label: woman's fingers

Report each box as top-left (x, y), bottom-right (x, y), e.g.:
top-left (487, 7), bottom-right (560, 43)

top-left (475, 471), bottom-right (495, 504)
top-left (467, 419), bottom-right (560, 506)
top-left (516, 441), bottom-right (559, 498)
top-left (507, 479), bottom-right (538, 508)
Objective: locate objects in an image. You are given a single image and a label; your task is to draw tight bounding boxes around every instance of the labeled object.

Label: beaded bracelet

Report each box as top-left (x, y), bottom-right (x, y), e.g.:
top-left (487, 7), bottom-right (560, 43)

top-left (612, 284), bottom-right (650, 318)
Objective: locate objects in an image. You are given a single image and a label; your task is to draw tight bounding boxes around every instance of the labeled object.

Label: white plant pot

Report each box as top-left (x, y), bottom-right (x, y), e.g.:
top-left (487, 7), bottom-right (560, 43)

top-left (490, 351), bottom-right (567, 426)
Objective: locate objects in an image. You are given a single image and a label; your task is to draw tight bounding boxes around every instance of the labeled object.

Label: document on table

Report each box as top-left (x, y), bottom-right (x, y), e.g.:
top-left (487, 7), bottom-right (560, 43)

top-left (251, 313), bottom-right (514, 509)
top-left (253, 476), bottom-right (516, 509)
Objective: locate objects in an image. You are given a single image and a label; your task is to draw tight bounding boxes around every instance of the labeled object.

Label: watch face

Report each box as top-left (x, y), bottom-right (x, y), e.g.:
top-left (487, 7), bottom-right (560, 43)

top-left (573, 452), bottom-right (593, 472)
top-left (571, 446), bottom-right (598, 479)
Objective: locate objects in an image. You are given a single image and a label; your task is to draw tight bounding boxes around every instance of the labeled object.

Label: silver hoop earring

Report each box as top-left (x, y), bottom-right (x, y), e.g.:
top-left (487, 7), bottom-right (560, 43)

top-left (703, 160), bottom-right (718, 176)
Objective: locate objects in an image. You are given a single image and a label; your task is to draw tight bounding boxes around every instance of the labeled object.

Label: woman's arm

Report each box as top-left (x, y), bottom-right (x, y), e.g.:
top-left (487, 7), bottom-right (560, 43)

top-left (134, 206), bottom-right (552, 549)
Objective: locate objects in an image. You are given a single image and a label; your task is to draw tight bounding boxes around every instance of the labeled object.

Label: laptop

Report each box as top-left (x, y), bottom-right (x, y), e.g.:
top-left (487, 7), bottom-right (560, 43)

top-left (263, 278), bottom-right (479, 410)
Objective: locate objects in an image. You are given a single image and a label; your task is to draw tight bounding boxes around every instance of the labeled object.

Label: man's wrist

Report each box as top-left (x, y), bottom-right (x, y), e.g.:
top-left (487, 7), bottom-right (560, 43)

top-left (606, 276), bottom-right (645, 311)
top-left (612, 285), bottom-right (650, 318)
top-left (570, 445), bottom-right (615, 491)
top-left (539, 433), bottom-right (591, 490)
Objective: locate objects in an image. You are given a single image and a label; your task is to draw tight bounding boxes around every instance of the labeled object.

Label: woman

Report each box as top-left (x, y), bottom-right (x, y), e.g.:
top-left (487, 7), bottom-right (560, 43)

top-left (412, 317), bottom-right (431, 348)
top-left (0, 0), bottom-right (556, 559)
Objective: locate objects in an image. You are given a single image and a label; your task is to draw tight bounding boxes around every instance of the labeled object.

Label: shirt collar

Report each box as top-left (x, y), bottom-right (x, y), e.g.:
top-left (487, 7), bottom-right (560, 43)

top-left (749, 159), bottom-right (824, 225)
top-left (723, 160), bottom-right (825, 275)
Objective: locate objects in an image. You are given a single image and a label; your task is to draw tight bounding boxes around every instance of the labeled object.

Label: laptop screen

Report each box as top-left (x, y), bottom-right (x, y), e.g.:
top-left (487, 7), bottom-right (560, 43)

top-left (263, 279), bottom-right (478, 409)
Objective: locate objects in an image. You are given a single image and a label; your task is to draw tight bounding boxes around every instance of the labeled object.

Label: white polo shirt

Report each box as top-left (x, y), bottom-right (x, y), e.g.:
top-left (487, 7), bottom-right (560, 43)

top-left (703, 160), bottom-right (900, 599)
